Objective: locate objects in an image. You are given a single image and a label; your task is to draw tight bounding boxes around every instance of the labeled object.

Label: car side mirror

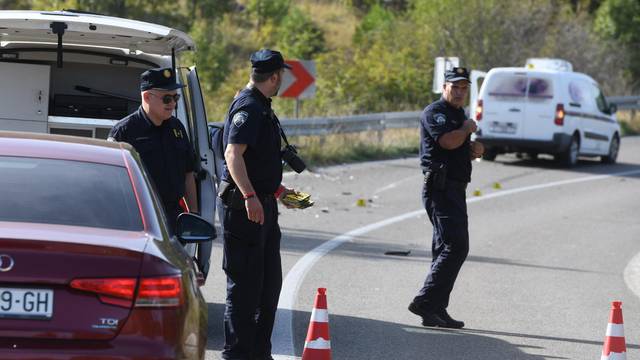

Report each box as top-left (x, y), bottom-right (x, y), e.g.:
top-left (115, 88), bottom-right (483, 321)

top-left (609, 104), bottom-right (617, 114)
top-left (176, 213), bottom-right (215, 244)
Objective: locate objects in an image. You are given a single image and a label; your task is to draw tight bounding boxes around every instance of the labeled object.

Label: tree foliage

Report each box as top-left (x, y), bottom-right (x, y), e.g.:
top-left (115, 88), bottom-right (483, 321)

top-left (277, 7), bottom-right (326, 59)
top-left (2, 0), bottom-right (636, 117)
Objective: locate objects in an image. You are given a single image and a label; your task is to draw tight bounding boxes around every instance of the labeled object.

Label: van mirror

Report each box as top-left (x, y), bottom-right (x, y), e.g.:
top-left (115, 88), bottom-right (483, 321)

top-left (609, 103), bottom-right (618, 114)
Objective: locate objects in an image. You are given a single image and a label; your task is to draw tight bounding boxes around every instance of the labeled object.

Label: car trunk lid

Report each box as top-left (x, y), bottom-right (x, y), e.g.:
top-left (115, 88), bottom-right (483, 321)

top-left (0, 222), bottom-right (148, 340)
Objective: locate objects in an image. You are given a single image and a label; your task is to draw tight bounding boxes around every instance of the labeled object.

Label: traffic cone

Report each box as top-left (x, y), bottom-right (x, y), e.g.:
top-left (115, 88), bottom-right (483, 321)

top-left (601, 301), bottom-right (626, 360)
top-left (302, 288), bottom-right (331, 360)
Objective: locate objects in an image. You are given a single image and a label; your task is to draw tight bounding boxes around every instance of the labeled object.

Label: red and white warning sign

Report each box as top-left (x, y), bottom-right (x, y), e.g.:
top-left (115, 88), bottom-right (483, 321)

top-left (280, 60), bottom-right (316, 99)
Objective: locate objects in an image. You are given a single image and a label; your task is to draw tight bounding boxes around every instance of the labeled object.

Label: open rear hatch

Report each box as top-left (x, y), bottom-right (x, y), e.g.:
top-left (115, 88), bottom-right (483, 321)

top-left (0, 223), bottom-right (148, 340)
top-left (0, 10), bottom-right (195, 55)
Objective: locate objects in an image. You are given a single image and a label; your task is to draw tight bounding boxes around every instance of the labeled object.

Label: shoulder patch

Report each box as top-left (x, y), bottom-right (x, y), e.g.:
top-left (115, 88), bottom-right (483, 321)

top-left (434, 113), bottom-right (447, 125)
top-left (232, 111), bottom-right (248, 128)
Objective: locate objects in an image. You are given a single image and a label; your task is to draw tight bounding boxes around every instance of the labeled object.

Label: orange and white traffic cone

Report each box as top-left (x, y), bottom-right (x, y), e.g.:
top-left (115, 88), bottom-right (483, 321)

top-left (601, 301), bottom-right (626, 360)
top-left (302, 288), bottom-right (331, 360)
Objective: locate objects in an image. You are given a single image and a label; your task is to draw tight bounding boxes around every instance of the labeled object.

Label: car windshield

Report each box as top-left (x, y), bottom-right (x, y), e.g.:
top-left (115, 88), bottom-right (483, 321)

top-left (0, 156), bottom-right (143, 231)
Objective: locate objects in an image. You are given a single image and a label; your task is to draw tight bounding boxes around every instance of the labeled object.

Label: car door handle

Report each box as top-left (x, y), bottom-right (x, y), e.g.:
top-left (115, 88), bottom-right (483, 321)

top-left (509, 108), bottom-right (521, 112)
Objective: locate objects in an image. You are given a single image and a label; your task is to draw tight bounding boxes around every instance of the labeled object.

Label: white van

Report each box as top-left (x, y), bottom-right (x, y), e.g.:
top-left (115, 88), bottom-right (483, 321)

top-left (0, 10), bottom-right (216, 276)
top-left (473, 62), bottom-right (620, 166)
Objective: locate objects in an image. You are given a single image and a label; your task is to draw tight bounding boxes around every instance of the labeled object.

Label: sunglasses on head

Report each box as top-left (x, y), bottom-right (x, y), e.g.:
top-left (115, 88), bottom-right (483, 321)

top-left (151, 92), bottom-right (181, 104)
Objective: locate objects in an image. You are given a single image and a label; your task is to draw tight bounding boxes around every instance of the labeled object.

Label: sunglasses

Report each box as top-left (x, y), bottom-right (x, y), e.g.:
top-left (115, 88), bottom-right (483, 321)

top-left (150, 92), bottom-right (181, 104)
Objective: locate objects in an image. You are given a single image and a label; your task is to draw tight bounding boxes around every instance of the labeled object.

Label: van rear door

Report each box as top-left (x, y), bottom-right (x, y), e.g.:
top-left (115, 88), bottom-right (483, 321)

top-left (480, 71), bottom-right (527, 140)
top-left (522, 75), bottom-right (556, 141)
top-left (0, 10), bottom-right (194, 55)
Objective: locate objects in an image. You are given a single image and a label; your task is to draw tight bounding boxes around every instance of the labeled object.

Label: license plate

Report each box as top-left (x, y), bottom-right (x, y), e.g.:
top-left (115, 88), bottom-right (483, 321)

top-left (0, 287), bottom-right (53, 319)
top-left (489, 121), bottom-right (517, 134)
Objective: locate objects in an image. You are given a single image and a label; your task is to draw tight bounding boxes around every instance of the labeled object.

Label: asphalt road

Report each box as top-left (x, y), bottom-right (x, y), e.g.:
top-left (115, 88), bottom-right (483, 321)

top-left (203, 136), bottom-right (640, 359)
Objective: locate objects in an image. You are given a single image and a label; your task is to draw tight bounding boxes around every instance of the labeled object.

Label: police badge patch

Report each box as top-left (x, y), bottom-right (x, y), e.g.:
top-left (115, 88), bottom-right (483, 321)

top-left (434, 113), bottom-right (446, 125)
top-left (233, 111), bottom-right (248, 127)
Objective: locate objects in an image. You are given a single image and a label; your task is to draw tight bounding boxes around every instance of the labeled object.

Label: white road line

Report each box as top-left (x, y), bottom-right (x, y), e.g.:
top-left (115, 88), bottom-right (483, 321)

top-left (272, 168), bottom-right (640, 358)
top-left (373, 174), bottom-right (423, 195)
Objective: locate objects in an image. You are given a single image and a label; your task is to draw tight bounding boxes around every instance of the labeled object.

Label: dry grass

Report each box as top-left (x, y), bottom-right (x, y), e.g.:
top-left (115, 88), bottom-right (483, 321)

top-left (294, 0), bottom-right (357, 50)
top-left (290, 128), bottom-right (420, 167)
top-left (617, 110), bottom-right (640, 135)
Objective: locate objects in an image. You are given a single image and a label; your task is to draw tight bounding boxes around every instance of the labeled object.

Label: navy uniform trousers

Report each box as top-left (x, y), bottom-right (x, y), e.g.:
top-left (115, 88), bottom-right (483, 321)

top-left (414, 181), bottom-right (470, 310)
top-left (220, 196), bottom-right (282, 360)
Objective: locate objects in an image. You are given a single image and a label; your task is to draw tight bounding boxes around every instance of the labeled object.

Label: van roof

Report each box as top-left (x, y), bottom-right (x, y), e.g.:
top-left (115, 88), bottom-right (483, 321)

top-left (486, 67), bottom-right (596, 82)
top-left (0, 10), bottom-right (195, 55)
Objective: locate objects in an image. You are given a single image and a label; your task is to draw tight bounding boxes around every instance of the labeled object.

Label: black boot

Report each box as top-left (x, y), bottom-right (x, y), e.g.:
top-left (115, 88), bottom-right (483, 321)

top-left (408, 302), bottom-right (446, 327)
top-left (435, 309), bottom-right (465, 329)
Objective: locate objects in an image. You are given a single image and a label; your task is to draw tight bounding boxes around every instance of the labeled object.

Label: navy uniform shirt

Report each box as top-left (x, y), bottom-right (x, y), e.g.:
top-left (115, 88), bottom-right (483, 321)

top-left (222, 87), bottom-right (282, 195)
top-left (419, 98), bottom-right (472, 183)
top-left (109, 107), bottom-right (196, 215)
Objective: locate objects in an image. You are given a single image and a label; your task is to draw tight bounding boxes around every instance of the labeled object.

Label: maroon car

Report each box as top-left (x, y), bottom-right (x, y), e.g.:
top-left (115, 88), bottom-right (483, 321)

top-left (0, 132), bottom-right (213, 359)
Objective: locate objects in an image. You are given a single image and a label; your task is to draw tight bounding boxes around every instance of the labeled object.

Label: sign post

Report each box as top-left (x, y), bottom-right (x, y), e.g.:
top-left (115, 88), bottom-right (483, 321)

top-left (432, 57), bottom-right (459, 94)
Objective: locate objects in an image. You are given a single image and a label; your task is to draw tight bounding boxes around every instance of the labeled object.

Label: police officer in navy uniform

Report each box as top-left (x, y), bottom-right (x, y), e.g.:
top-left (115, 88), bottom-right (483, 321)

top-left (408, 67), bottom-right (484, 329)
top-left (219, 49), bottom-right (298, 360)
top-left (108, 68), bottom-right (198, 232)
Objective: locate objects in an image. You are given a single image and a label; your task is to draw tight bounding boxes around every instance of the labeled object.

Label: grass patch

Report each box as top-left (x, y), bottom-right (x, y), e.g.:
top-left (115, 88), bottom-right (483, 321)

top-left (290, 128), bottom-right (419, 167)
top-left (618, 110), bottom-right (640, 136)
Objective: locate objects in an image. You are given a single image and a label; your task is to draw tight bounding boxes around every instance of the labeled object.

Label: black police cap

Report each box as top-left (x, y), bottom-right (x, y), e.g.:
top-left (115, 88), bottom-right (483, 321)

top-left (250, 49), bottom-right (292, 74)
top-left (445, 67), bottom-right (471, 83)
top-left (140, 67), bottom-right (185, 92)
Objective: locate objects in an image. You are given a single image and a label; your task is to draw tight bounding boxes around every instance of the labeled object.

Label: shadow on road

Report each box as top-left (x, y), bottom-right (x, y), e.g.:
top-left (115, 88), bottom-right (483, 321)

top-left (205, 302), bottom-right (631, 359)
top-left (276, 228), bottom-right (606, 275)
top-left (489, 154), bottom-right (640, 179)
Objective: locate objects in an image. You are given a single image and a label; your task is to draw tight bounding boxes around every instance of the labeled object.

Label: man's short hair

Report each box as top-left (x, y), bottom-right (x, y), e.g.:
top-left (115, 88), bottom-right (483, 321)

top-left (251, 69), bottom-right (279, 83)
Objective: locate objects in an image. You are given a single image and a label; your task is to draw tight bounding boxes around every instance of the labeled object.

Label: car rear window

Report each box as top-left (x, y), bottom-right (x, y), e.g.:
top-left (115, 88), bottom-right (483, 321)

top-left (0, 156), bottom-right (143, 231)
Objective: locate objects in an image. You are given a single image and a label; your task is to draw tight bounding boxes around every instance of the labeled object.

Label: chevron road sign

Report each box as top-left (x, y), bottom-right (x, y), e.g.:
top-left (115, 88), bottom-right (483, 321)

top-left (280, 60), bottom-right (316, 99)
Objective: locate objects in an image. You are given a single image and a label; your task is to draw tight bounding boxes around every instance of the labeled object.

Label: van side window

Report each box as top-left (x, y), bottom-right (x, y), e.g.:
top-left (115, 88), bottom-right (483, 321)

top-left (488, 74), bottom-right (527, 98)
top-left (569, 82), bottom-right (583, 103)
top-left (528, 78), bottom-right (553, 99)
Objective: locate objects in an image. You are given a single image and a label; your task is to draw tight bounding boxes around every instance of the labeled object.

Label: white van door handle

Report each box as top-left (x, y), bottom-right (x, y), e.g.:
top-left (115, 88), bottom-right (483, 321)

top-left (509, 108), bottom-right (521, 112)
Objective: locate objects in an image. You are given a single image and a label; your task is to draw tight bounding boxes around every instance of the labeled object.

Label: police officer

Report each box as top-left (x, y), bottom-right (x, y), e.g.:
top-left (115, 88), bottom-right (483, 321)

top-left (219, 49), bottom-right (298, 360)
top-left (408, 67), bottom-right (484, 329)
top-left (108, 67), bottom-right (198, 232)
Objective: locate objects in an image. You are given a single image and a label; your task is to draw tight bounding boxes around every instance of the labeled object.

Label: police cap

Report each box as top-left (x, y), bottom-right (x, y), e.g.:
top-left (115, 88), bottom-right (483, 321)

top-left (140, 67), bottom-right (184, 91)
top-left (445, 67), bottom-right (471, 83)
top-left (250, 49), bottom-right (292, 74)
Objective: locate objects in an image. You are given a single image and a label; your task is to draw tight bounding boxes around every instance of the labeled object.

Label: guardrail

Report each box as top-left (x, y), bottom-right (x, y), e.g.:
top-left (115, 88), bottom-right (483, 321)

top-left (607, 96), bottom-right (640, 110)
top-left (218, 96), bottom-right (639, 137)
top-left (279, 111), bottom-right (421, 136)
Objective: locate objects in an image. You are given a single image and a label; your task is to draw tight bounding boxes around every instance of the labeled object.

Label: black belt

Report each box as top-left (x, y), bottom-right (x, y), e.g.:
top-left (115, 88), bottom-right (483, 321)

top-left (423, 175), bottom-right (468, 191)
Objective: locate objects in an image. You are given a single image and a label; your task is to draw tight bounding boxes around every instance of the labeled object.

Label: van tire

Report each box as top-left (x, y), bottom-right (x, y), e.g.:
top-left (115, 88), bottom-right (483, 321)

top-left (601, 134), bottom-right (620, 164)
top-left (559, 135), bottom-right (579, 167)
top-left (482, 149), bottom-right (497, 161)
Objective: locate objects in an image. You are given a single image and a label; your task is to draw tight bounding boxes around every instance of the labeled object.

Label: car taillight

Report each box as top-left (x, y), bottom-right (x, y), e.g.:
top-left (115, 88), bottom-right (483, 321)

top-left (70, 275), bottom-right (182, 308)
top-left (554, 103), bottom-right (565, 126)
top-left (475, 99), bottom-right (483, 121)
top-left (71, 278), bottom-right (136, 308)
top-left (136, 276), bottom-right (182, 307)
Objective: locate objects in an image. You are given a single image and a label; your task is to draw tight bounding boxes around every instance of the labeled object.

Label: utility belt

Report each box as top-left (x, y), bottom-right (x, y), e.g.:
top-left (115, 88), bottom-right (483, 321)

top-left (218, 180), bottom-right (274, 210)
top-left (424, 163), bottom-right (468, 191)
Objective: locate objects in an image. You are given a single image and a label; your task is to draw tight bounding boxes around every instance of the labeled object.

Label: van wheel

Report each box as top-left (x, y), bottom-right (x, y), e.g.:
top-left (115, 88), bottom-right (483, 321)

top-left (601, 135), bottom-right (619, 164)
top-left (560, 135), bottom-right (579, 167)
top-left (482, 149), bottom-right (497, 161)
